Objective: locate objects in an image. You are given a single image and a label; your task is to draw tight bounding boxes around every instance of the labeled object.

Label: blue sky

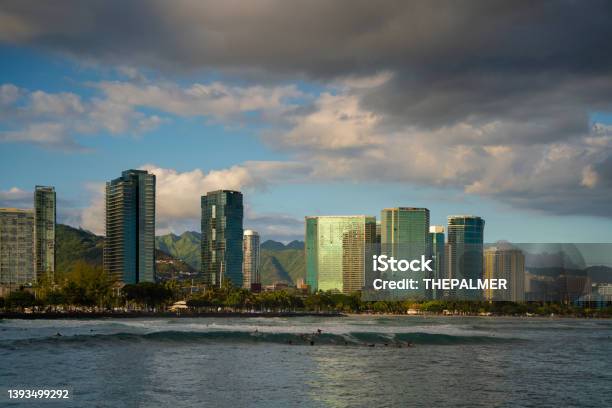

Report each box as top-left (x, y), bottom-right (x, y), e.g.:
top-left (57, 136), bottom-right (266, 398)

top-left (2, 3), bottom-right (612, 242)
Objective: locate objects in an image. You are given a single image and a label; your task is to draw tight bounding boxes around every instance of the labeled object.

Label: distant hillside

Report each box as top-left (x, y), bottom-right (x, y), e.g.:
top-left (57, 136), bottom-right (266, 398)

top-left (155, 249), bottom-right (198, 281)
top-left (156, 231), bottom-right (201, 269)
top-left (259, 240), bottom-right (305, 285)
top-left (56, 224), bottom-right (104, 272)
top-left (261, 240), bottom-right (304, 251)
top-left (260, 248), bottom-right (305, 285)
top-left (57, 224), bottom-right (196, 279)
top-left (156, 234), bottom-right (306, 285)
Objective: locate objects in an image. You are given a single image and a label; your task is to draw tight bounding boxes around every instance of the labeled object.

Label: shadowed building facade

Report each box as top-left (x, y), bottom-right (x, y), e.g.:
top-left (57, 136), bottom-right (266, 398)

top-left (104, 170), bottom-right (156, 284)
top-left (34, 185), bottom-right (56, 282)
top-left (305, 215), bottom-right (376, 294)
top-left (447, 215), bottom-right (485, 299)
top-left (429, 225), bottom-right (446, 298)
top-left (201, 190), bottom-right (244, 287)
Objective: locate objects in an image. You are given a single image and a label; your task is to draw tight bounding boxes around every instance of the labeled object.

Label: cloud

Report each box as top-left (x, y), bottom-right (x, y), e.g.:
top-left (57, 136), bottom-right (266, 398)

top-left (0, 187), bottom-right (31, 208)
top-left (1, 1), bottom-right (611, 79)
top-left (96, 80), bottom-right (302, 120)
top-left (0, 79), bottom-right (303, 149)
top-left (2, 1), bottom-right (612, 220)
top-left (79, 162), bottom-right (312, 235)
top-left (0, 84), bottom-right (165, 150)
top-left (243, 212), bottom-right (304, 243)
top-left (262, 81), bottom-right (612, 217)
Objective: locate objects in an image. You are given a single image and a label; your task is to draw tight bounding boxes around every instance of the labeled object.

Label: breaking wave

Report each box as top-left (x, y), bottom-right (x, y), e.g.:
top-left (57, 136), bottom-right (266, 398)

top-left (1, 330), bottom-right (521, 349)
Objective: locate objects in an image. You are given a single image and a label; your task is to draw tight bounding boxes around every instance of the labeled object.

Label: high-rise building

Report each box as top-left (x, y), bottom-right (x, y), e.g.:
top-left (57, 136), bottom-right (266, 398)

top-left (305, 215), bottom-right (376, 294)
top-left (380, 208), bottom-right (431, 297)
top-left (484, 245), bottom-right (525, 302)
top-left (380, 207), bottom-right (430, 257)
top-left (104, 169), bottom-right (156, 284)
top-left (429, 225), bottom-right (445, 298)
top-left (201, 190), bottom-right (243, 287)
top-left (0, 208), bottom-right (35, 287)
top-left (447, 215), bottom-right (485, 299)
top-left (242, 229), bottom-right (260, 290)
top-left (34, 186), bottom-right (55, 281)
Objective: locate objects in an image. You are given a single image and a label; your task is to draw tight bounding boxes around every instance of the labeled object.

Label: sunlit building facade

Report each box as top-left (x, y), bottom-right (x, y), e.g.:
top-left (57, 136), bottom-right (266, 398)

top-left (484, 246), bottom-right (525, 302)
top-left (380, 207), bottom-right (431, 258)
top-left (0, 208), bottom-right (35, 287)
top-left (305, 215), bottom-right (376, 294)
top-left (380, 207), bottom-right (431, 297)
top-left (201, 190), bottom-right (244, 287)
top-left (242, 229), bottom-right (260, 290)
top-left (104, 169), bottom-right (156, 284)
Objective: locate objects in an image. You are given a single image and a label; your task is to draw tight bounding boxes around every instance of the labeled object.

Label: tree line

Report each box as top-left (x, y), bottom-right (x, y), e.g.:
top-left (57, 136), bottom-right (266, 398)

top-left (1, 262), bottom-right (611, 317)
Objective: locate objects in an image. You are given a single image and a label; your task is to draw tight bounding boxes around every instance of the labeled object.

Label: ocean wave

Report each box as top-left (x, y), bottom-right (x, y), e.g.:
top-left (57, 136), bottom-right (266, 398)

top-left (0, 330), bottom-right (522, 348)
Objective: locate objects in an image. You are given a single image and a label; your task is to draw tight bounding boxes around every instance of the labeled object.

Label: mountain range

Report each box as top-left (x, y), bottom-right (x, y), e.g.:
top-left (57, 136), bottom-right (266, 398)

top-left (154, 231), bottom-right (305, 285)
top-left (56, 225), bottom-right (305, 285)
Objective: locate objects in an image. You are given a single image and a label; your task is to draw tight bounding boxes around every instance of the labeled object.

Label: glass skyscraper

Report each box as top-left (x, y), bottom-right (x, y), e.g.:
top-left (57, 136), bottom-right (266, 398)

top-left (201, 190), bottom-right (244, 287)
top-left (447, 215), bottom-right (485, 299)
top-left (380, 207), bottom-right (431, 256)
top-left (305, 215), bottom-right (376, 294)
top-left (104, 169), bottom-right (156, 284)
top-left (242, 229), bottom-right (260, 290)
top-left (0, 208), bottom-right (34, 288)
top-left (380, 208), bottom-right (431, 297)
top-left (34, 185), bottom-right (55, 282)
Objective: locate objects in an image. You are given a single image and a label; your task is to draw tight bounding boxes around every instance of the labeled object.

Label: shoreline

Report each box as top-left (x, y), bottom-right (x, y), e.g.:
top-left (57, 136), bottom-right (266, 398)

top-left (0, 311), bottom-right (345, 320)
top-left (1, 311), bottom-right (609, 319)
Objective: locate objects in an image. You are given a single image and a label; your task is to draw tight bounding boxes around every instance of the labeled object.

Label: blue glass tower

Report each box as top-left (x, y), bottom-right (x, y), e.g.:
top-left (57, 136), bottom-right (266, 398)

top-left (447, 215), bottom-right (484, 299)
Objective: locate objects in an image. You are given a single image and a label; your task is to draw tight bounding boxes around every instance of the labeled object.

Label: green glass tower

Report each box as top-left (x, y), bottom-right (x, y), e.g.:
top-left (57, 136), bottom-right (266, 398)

top-left (201, 190), bottom-right (244, 287)
top-left (104, 169), bottom-right (156, 284)
top-left (305, 215), bottom-right (376, 294)
top-left (34, 185), bottom-right (55, 282)
top-left (380, 207), bottom-right (431, 298)
top-left (380, 207), bottom-right (430, 255)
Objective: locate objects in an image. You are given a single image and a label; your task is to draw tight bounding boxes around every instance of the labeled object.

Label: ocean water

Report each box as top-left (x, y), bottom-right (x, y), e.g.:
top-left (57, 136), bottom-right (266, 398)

top-left (1, 316), bottom-right (611, 407)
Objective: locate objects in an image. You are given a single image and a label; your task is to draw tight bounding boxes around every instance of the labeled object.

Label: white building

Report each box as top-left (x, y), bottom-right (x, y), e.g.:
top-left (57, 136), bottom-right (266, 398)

top-left (242, 230), bottom-right (261, 289)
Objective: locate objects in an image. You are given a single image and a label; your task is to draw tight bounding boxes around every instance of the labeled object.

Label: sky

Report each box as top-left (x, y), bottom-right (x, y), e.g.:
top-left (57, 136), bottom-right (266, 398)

top-left (1, 0), bottom-right (612, 243)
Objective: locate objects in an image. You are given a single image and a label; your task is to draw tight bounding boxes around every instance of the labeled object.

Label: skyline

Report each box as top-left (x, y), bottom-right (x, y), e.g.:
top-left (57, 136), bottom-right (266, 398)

top-left (2, 1), bottom-right (612, 242)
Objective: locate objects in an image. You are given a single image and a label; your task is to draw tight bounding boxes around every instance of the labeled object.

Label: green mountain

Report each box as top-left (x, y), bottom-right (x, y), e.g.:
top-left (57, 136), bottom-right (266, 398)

top-left (56, 224), bottom-right (104, 273)
top-left (260, 248), bottom-right (305, 285)
top-left (56, 224), bottom-right (195, 280)
top-left (156, 231), bottom-right (201, 269)
top-left (155, 234), bottom-right (306, 285)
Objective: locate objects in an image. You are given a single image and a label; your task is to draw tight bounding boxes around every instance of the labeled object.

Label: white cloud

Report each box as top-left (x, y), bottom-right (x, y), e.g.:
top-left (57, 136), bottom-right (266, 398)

top-left (581, 165), bottom-right (598, 188)
top-left (96, 80), bottom-right (303, 120)
top-left (0, 78), bottom-right (305, 150)
top-left (0, 187), bottom-right (31, 207)
top-left (79, 162), bottom-right (312, 235)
